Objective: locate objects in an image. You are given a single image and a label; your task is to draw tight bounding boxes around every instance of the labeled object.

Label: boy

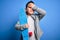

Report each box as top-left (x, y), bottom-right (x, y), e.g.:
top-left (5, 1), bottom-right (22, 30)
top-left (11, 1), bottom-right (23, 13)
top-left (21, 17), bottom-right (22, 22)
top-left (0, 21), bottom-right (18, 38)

top-left (15, 1), bottom-right (46, 40)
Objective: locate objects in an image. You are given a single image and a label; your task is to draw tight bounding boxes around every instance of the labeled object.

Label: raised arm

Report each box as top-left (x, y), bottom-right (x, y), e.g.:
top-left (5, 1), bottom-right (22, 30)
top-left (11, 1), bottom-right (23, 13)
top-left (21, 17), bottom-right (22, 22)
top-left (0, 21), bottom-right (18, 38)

top-left (32, 5), bottom-right (46, 20)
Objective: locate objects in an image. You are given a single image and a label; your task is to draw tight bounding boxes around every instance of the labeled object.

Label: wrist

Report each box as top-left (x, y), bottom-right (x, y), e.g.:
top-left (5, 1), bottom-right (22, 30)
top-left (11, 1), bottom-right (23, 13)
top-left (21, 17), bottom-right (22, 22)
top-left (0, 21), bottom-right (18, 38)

top-left (32, 5), bottom-right (37, 10)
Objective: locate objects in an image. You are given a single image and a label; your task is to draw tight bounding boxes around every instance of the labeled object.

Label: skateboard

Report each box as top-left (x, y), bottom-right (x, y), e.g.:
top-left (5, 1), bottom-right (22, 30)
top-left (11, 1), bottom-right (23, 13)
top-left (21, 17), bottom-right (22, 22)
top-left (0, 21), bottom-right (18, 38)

top-left (19, 8), bottom-right (29, 40)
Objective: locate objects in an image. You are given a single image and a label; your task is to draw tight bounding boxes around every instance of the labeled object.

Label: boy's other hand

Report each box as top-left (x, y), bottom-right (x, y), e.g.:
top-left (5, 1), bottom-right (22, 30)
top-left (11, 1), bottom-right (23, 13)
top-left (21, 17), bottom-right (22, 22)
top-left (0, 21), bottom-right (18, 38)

top-left (25, 24), bottom-right (29, 28)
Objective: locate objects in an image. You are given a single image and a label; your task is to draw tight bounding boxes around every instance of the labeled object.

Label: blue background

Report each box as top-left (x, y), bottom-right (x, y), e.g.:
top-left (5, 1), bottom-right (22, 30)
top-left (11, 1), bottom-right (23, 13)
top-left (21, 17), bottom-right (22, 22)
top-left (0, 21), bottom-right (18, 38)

top-left (0, 0), bottom-right (60, 40)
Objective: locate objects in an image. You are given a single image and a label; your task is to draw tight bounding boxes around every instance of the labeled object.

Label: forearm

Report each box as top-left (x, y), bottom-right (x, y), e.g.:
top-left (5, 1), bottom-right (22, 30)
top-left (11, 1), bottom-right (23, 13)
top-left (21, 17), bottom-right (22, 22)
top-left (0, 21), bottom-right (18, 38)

top-left (15, 21), bottom-right (27, 30)
top-left (32, 5), bottom-right (46, 15)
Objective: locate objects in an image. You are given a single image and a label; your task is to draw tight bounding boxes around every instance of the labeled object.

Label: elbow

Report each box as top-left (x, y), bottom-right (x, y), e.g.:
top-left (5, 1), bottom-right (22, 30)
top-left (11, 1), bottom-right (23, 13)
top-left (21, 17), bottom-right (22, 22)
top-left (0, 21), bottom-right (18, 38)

top-left (42, 10), bottom-right (46, 16)
top-left (38, 8), bottom-right (46, 16)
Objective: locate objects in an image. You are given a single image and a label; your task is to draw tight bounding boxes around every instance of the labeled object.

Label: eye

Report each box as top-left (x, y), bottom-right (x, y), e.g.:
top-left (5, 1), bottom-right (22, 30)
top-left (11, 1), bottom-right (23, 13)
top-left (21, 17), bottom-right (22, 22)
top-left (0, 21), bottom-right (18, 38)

top-left (28, 7), bottom-right (32, 8)
top-left (29, 7), bottom-right (31, 8)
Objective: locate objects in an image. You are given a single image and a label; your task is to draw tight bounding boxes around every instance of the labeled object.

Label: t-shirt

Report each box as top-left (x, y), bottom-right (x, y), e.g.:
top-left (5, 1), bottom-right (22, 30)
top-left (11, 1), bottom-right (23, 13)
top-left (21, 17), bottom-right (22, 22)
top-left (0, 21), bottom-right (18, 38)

top-left (27, 16), bottom-right (36, 40)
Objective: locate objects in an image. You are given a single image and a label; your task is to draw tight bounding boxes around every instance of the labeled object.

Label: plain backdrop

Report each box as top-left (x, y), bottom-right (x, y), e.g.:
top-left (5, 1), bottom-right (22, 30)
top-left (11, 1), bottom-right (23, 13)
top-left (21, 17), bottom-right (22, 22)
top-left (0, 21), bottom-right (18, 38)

top-left (0, 0), bottom-right (60, 40)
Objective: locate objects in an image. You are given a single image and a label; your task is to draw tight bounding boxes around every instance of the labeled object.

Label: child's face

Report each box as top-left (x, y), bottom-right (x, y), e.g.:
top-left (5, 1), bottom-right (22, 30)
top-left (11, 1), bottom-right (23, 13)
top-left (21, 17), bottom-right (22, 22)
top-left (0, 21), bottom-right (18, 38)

top-left (26, 3), bottom-right (34, 15)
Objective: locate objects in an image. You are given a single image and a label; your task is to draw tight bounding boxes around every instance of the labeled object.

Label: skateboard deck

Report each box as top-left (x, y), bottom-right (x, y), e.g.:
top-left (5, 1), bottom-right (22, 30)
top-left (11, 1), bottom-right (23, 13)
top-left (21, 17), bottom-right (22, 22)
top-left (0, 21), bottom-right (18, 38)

top-left (19, 8), bottom-right (29, 40)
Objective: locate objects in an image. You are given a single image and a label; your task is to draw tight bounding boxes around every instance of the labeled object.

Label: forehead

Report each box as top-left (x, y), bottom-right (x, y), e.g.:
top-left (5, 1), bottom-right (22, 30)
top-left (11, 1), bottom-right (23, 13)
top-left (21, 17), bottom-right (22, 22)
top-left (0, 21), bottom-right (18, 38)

top-left (28, 3), bottom-right (34, 7)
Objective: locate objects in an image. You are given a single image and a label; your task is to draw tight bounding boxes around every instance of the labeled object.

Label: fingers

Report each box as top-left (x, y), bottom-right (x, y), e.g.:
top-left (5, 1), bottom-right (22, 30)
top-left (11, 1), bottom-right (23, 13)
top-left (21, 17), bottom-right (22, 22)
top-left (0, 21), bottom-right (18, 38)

top-left (25, 24), bottom-right (29, 28)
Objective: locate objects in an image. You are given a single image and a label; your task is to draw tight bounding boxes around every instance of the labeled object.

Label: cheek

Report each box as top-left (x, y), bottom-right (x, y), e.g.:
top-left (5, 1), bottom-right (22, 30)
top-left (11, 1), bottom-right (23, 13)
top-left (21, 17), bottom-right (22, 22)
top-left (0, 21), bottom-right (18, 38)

top-left (26, 8), bottom-right (30, 12)
top-left (27, 8), bottom-right (30, 11)
top-left (26, 8), bottom-right (34, 14)
top-left (28, 8), bottom-right (33, 12)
